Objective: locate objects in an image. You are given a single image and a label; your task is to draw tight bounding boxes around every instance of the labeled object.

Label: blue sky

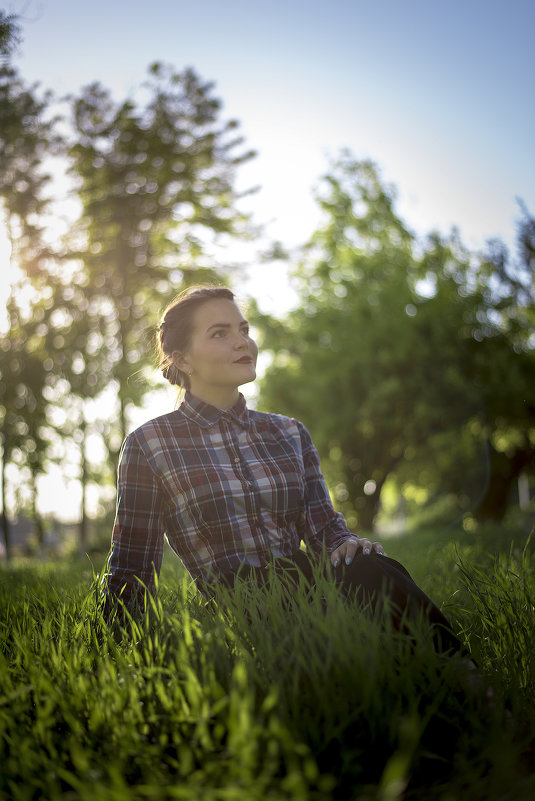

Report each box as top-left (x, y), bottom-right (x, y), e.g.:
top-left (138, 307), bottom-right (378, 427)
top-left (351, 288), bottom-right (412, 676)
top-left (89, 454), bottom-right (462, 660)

top-left (8, 0), bottom-right (535, 278)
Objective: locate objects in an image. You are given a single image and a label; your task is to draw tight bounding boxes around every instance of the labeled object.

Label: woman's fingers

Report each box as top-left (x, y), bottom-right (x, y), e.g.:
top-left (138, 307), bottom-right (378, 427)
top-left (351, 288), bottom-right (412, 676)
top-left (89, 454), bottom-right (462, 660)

top-left (331, 541), bottom-right (350, 567)
top-left (343, 538), bottom-right (362, 564)
top-left (331, 538), bottom-right (387, 567)
top-left (359, 538), bottom-right (373, 556)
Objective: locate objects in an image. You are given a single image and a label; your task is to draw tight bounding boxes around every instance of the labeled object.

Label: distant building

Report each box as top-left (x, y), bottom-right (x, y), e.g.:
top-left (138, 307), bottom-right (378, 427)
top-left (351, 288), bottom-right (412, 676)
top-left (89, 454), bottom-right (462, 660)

top-left (0, 516), bottom-right (62, 557)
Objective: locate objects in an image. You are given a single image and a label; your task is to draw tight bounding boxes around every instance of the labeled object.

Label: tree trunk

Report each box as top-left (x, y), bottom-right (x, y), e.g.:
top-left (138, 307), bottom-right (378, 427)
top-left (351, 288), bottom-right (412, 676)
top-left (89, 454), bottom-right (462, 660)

top-left (518, 473), bottom-right (530, 511)
top-left (356, 484), bottom-right (384, 533)
top-left (30, 472), bottom-right (44, 557)
top-left (0, 443), bottom-right (10, 561)
top-left (352, 460), bottom-right (401, 534)
top-left (474, 444), bottom-right (532, 522)
top-left (357, 499), bottom-right (378, 533)
top-left (79, 416), bottom-right (88, 551)
top-left (117, 306), bottom-right (129, 447)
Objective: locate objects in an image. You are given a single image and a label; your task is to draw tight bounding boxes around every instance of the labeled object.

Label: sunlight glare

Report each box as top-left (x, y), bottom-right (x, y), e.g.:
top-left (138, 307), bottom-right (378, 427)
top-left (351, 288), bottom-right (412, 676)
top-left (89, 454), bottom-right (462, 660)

top-left (0, 226), bottom-right (13, 332)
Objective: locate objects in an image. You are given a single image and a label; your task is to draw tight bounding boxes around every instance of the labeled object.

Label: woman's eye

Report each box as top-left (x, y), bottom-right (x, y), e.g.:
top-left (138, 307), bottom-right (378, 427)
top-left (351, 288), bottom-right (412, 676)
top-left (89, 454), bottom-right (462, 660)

top-left (212, 330), bottom-right (225, 338)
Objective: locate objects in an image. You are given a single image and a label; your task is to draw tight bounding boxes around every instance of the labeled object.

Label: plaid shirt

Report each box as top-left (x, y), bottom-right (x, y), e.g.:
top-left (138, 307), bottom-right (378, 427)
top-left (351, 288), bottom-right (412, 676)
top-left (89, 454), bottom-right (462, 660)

top-left (105, 391), bottom-right (354, 599)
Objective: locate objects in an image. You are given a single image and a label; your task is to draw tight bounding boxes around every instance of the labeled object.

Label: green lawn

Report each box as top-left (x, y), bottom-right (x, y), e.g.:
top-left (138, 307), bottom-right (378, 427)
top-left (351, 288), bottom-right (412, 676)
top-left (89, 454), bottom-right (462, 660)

top-left (1, 524), bottom-right (534, 800)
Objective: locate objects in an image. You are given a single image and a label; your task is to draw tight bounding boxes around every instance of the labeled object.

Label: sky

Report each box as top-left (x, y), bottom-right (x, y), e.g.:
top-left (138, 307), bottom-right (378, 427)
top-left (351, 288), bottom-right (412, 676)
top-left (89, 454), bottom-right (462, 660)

top-left (2, 0), bottom-right (535, 521)
top-left (5, 0), bottom-right (535, 311)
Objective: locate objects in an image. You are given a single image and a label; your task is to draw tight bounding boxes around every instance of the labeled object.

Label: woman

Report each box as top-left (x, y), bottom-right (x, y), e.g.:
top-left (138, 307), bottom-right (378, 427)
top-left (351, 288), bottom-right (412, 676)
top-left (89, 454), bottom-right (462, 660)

top-left (104, 285), bottom-right (462, 652)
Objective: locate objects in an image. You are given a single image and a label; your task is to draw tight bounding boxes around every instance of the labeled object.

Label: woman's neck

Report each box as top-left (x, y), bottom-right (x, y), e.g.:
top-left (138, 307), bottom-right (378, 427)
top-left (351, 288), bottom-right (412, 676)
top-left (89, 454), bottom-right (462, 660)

top-left (188, 385), bottom-right (240, 410)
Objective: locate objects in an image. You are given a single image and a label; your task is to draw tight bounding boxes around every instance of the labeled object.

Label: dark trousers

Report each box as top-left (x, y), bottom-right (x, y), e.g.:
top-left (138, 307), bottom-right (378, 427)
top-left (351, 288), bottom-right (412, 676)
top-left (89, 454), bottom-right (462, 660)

top-left (221, 550), bottom-right (464, 656)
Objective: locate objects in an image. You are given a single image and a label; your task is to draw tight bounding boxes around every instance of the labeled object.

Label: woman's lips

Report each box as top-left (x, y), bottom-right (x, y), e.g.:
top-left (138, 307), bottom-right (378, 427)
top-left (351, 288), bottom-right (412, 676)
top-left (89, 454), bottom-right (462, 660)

top-left (234, 356), bottom-right (253, 364)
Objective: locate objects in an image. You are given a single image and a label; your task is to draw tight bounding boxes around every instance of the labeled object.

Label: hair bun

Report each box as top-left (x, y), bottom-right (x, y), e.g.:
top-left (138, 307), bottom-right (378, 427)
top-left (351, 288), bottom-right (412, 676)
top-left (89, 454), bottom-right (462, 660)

top-left (162, 363), bottom-right (183, 387)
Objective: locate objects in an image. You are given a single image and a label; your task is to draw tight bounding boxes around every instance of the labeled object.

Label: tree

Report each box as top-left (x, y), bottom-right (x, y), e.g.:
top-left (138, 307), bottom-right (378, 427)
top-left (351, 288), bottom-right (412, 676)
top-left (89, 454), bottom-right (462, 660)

top-left (256, 154), bottom-right (535, 531)
top-left (0, 63), bottom-right (57, 556)
top-left (389, 223), bottom-right (535, 526)
top-left (67, 62), bottom-right (256, 454)
top-left (0, 296), bottom-right (50, 557)
top-left (0, 63), bottom-right (57, 278)
top-left (0, 54), bottom-right (257, 551)
top-left (0, 10), bottom-right (20, 58)
top-left (41, 276), bottom-right (118, 549)
top-left (461, 208), bottom-right (535, 521)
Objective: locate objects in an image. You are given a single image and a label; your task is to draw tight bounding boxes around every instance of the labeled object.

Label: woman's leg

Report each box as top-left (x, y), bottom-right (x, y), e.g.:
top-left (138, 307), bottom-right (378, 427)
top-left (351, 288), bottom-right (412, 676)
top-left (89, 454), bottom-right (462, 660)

top-left (284, 550), bottom-right (463, 655)
top-left (331, 552), bottom-right (464, 653)
top-left (221, 552), bottom-right (464, 655)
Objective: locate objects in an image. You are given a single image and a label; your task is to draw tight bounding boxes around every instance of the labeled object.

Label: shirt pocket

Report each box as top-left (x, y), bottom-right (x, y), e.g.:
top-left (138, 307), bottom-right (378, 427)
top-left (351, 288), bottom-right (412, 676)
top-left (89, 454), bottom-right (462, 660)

top-left (175, 463), bottom-right (236, 529)
top-left (248, 435), bottom-right (305, 522)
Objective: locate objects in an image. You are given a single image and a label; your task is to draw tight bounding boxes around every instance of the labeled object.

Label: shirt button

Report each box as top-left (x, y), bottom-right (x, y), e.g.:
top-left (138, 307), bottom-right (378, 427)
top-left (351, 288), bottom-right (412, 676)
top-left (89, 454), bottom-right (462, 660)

top-left (234, 457), bottom-right (240, 464)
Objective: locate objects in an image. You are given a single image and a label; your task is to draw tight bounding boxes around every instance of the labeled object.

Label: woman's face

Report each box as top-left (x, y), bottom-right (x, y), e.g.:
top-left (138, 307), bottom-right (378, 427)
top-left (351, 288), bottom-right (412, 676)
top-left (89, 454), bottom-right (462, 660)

top-left (173, 299), bottom-right (258, 398)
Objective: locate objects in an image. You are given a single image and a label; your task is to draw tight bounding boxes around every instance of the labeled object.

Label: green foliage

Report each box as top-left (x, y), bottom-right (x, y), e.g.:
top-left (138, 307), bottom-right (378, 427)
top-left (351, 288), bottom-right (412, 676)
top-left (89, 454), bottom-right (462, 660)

top-left (0, 64), bottom-right (58, 277)
top-left (67, 62), bottom-right (256, 447)
top-left (0, 10), bottom-right (20, 57)
top-left (1, 528), bottom-right (535, 800)
top-left (0, 63), bottom-right (58, 553)
top-left (0, 55), bottom-right (256, 547)
top-left (0, 297), bottom-right (50, 506)
top-left (256, 153), bottom-right (535, 531)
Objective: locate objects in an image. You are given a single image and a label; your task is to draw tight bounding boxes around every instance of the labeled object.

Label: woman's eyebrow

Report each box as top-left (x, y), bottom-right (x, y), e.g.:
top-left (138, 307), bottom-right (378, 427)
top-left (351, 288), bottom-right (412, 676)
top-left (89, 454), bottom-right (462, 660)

top-left (206, 320), bottom-right (249, 332)
top-left (206, 322), bottom-right (230, 332)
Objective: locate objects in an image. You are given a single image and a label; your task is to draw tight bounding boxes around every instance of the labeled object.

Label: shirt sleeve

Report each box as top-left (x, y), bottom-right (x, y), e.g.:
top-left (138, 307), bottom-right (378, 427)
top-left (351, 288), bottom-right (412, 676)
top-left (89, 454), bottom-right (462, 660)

top-left (103, 430), bottom-right (166, 609)
top-left (295, 420), bottom-right (357, 556)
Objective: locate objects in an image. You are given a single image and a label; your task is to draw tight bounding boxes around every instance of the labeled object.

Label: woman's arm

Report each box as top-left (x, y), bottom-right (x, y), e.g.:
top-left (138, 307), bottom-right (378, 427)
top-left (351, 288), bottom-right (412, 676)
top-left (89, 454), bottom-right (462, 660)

top-left (102, 431), bottom-right (165, 613)
top-left (296, 421), bottom-right (385, 565)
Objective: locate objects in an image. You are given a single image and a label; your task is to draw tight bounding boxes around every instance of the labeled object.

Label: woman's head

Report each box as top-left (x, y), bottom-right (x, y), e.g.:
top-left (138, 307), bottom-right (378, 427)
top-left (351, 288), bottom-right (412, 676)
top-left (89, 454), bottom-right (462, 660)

top-left (157, 285), bottom-right (257, 405)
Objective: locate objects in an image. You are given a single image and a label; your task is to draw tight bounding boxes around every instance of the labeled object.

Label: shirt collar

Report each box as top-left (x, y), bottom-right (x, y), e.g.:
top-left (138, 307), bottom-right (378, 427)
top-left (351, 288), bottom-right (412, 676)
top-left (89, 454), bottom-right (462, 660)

top-left (179, 391), bottom-right (250, 430)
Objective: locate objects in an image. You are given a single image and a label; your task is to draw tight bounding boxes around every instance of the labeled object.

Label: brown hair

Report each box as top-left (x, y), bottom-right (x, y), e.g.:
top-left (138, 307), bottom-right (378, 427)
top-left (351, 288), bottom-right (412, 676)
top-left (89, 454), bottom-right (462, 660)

top-left (156, 285), bottom-right (235, 391)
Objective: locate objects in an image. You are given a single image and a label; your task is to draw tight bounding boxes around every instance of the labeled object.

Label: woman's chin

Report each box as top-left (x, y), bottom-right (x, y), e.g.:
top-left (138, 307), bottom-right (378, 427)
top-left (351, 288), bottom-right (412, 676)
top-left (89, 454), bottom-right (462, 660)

top-left (238, 368), bottom-right (256, 385)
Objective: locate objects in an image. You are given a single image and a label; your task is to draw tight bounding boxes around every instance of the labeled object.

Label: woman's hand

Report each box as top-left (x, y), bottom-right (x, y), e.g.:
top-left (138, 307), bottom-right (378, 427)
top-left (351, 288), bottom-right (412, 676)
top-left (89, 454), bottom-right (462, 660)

top-left (330, 537), bottom-right (386, 568)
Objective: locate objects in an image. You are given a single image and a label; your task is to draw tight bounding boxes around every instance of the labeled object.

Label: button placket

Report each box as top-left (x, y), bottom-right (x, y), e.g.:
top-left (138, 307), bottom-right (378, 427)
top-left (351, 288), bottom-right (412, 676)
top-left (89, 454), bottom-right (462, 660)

top-left (224, 417), bottom-right (271, 561)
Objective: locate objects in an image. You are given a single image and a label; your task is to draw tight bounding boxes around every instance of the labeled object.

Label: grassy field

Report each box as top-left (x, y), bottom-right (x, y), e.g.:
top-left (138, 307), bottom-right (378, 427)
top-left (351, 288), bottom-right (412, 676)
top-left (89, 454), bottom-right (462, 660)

top-left (1, 523), bottom-right (534, 801)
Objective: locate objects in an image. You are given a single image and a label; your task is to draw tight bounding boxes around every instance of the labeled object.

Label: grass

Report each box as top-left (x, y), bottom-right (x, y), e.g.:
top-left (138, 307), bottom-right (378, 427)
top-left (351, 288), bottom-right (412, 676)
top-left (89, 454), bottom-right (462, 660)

top-left (1, 523), bottom-right (534, 801)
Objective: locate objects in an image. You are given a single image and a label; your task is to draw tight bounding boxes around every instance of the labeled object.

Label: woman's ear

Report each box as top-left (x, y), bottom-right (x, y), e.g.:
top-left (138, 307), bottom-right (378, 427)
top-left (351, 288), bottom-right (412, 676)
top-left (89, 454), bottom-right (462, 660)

top-left (172, 350), bottom-right (192, 376)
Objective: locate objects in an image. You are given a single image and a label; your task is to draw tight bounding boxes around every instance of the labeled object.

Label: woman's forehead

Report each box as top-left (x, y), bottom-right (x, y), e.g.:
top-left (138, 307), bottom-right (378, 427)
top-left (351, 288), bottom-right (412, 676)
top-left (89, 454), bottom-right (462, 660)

top-left (193, 299), bottom-right (246, 331)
